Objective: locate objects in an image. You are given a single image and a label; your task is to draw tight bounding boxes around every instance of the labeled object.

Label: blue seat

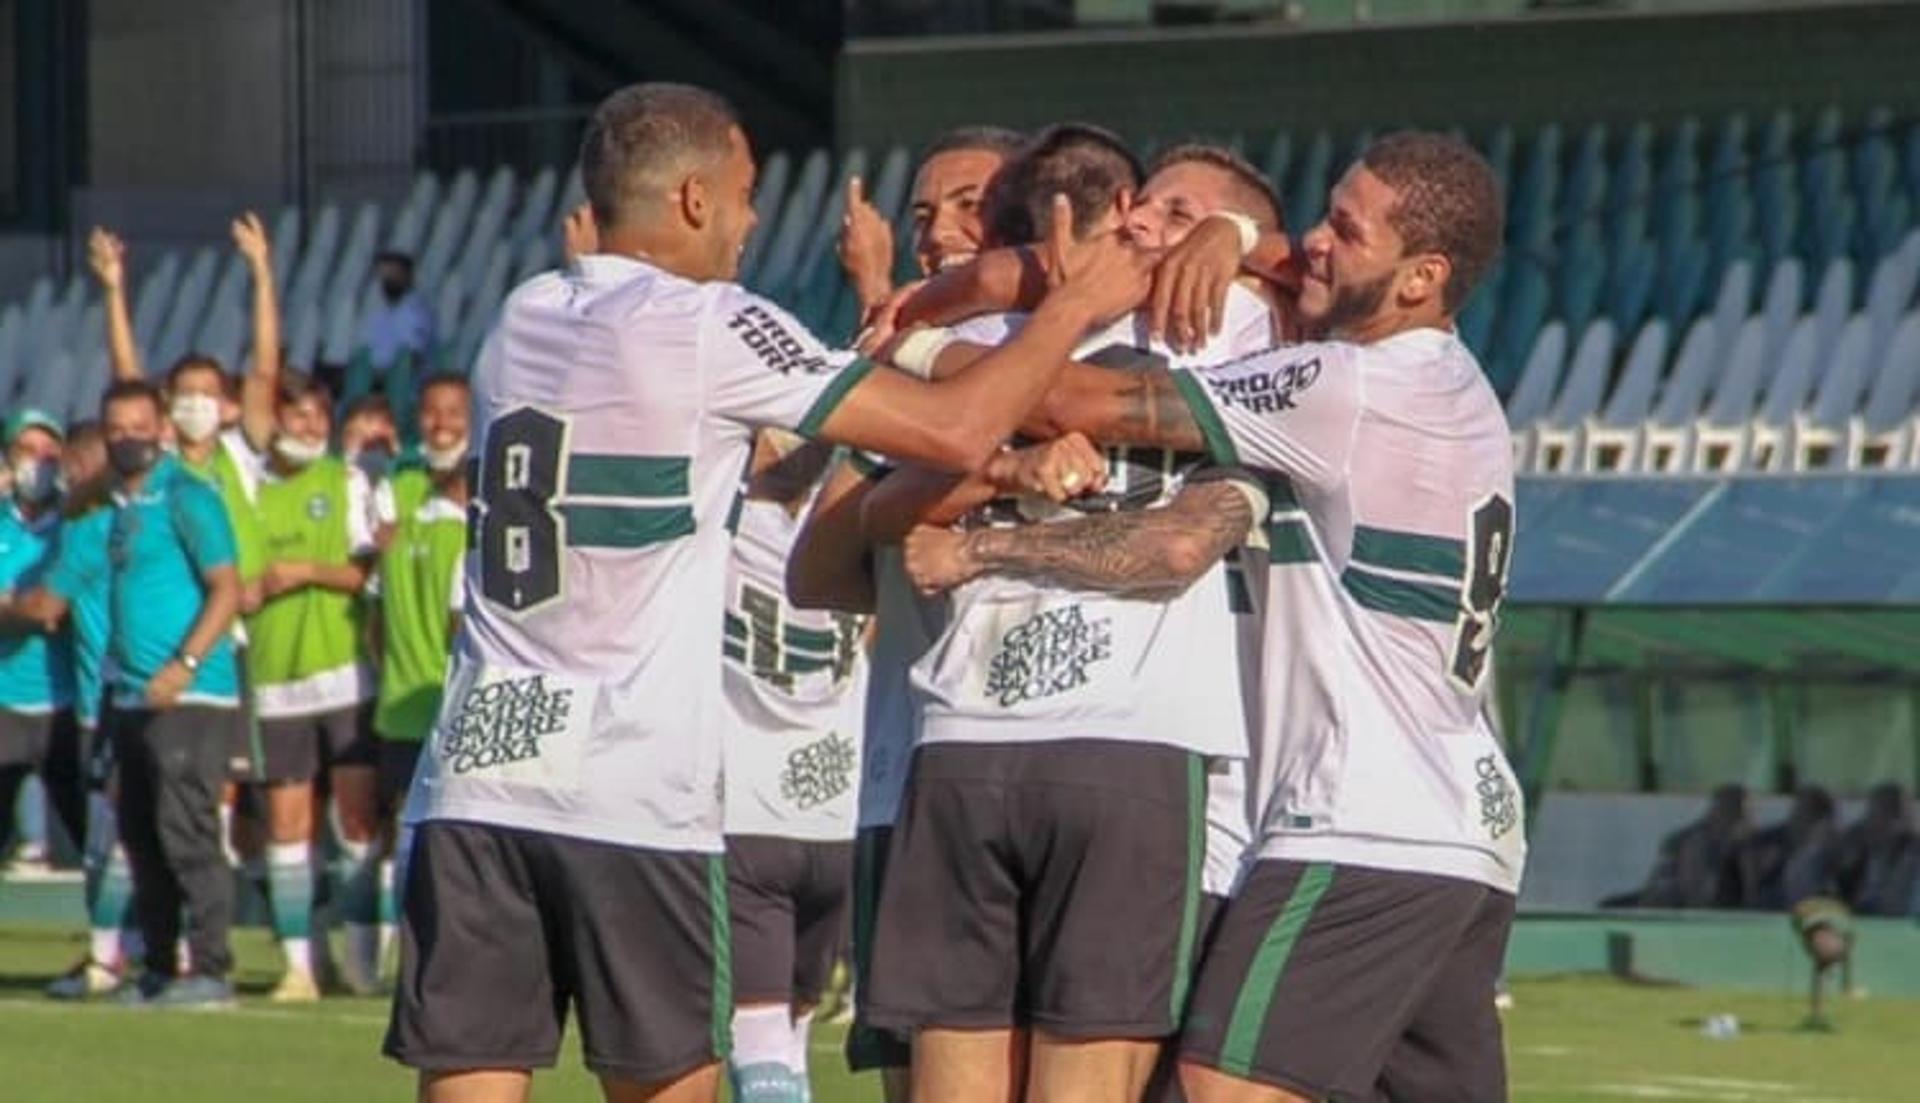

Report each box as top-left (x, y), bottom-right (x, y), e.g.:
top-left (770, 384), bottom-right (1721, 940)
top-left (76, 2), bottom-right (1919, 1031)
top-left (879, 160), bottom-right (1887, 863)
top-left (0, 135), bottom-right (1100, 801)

top-left (1654, 239), bottom-right (1709, 328)
top-left (1491, 265), bottom-right (1551, 395)
top-left (1555, 223), bottom-right (1607, 338)
top-left (1459, 257), bottom-right (1501, 364)
top-left (1286, 131), bottom-right (1333, 236)
top-left (1605, 242), bottom-right (1657, 337)
top-left (1607, 121), bottom-right (1654, 259)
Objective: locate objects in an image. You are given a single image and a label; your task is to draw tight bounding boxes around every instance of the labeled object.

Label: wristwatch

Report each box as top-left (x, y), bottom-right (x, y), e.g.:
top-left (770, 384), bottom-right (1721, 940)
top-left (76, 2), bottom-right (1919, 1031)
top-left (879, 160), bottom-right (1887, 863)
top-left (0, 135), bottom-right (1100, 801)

top-left (175, 651), bottom-right (202, 673)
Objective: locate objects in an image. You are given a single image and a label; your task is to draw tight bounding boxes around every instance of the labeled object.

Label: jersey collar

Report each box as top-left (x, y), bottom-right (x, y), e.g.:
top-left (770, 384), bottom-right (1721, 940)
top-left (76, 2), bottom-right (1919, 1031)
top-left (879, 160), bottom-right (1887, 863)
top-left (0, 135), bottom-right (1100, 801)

top-left (112, 452), bottom-right (181, 507)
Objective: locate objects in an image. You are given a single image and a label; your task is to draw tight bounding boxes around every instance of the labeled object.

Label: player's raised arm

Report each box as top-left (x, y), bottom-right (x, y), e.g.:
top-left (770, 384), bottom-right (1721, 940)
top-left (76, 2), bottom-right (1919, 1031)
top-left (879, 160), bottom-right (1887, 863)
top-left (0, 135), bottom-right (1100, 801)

top-left (88, 228), bottom-right (142, 381)
top-left (231, 211), bottom-right (280, 452)
top-left (786, 454), bottom-right (882, 612)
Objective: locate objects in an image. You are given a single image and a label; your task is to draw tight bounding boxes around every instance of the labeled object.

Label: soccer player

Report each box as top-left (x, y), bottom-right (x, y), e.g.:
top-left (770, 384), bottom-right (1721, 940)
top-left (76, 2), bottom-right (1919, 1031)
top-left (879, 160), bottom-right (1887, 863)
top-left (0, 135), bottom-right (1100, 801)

top-left (0, 411), bottom-right (80, 871)
top-left (383, 82), bottom-right (1148, 1103)
top-left (369, 372), bottom-right (471, 897)
top-left (720, 432), bottom-right (868, 1103)
top-left (40, 379), bottom-right (243, 1008)
top-left (929, 132), bottom-right (1524, 1103)
top-left (249, 369), bottom-right (383, 999)
top-left (9, 423), bottom-right (140, 998)
top-left (849, 124), bottom-right (1271, 1103)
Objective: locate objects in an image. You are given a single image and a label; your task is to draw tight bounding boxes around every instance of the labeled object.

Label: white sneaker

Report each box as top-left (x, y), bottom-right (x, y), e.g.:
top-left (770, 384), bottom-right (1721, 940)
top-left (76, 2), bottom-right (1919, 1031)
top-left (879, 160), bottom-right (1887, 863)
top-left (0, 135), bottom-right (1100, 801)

top-left (46, 957), bottom-right (123, 1000)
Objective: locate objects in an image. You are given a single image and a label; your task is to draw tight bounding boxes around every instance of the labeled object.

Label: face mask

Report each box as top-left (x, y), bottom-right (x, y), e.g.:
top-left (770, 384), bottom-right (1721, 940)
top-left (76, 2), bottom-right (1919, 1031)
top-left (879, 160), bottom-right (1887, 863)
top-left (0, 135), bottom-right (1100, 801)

top-left (274, 435), bottom-right (328, 468)
top-left (422, 437), bottom-right (469, 474)
top-left (351, 444), bottom-right (394, 481)
top-left (108, 438), bottom-right (161, 479)
top-left (169, 394), bottom-right (222, 444)
top-left (11, 458), bottom-right (58, 504)
top-left (380, 277), bottom-right (409, 303)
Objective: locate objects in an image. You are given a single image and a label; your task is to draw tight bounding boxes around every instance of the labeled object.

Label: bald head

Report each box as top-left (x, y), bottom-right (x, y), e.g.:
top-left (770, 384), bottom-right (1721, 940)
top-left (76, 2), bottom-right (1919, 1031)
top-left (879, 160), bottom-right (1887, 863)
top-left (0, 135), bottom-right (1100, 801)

top-left (580, 83), bottom-right (742, 234)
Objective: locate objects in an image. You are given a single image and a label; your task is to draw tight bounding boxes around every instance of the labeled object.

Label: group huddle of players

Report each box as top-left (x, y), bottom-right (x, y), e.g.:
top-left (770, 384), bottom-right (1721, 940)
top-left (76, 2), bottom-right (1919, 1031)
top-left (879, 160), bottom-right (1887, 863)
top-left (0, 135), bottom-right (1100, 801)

top-left (0, 76), bottom-right (1526, 1103)
top-left (384, 81), bottom-right (1525, 1103)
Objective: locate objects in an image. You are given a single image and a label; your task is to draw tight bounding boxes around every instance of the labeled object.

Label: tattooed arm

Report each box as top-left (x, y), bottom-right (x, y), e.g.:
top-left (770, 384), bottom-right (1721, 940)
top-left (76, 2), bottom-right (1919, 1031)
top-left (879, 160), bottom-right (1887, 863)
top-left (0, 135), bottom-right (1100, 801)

top-left (1024, 363), bottom-right (1208, 453)
top-left (902, 478), bottom-right (1260, 598)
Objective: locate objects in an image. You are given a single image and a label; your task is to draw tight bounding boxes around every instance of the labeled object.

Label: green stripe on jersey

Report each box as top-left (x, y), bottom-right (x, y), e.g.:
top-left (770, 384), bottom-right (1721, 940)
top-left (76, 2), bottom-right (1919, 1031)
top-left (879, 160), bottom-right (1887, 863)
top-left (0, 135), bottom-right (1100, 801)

top-left (1351, 525), bottom-right (1466, 580)
top-left (1170, 755), bottom-right (1206, 1023)
top-left (797, 358), bottom-right (877, 438)
top-left (566, 454), bottom-right (689, 499)
top-left (561, 503), bottom-right (694, 548)
top-left (1266, 518), bottom-right (1317, 564)
top-left (783, 623), bottom-right (839, 652)
top-left (1169, 370), bottom-right (1239, 466)
top-left (1341, 566), bottom-right (1458, 623)
top-left (1220, 863), bottom-right (1335, 1078)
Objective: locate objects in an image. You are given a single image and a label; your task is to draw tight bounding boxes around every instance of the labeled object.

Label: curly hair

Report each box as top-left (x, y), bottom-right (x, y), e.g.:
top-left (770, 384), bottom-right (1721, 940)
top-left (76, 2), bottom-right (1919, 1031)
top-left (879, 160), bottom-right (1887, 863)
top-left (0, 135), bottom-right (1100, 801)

top-left (1360, 131), bottom-right (1504, 314)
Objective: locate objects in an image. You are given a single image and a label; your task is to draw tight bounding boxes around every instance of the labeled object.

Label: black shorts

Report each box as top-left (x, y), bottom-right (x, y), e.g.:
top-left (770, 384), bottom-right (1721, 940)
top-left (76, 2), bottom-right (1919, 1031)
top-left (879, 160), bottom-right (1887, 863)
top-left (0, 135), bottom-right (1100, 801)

top-left (1179, 860), bottom-right (1516, 1102)
top-left (846, 824), bottom-right (911, 1073)
top-left (866, 739), bottom-right (1206, 1038)
top-left (384, 820), bottom-right (732, 1083)
top-left (227, 706), bottom-right (258, 781)
top-left (0, 708), bottom-right (70, 767)
top-left (725, 834), bottom-right (852, 1006)
top-left (256, 702), bottom-right (376, 783)
top-left (375, 738), bottom-right (423, 816)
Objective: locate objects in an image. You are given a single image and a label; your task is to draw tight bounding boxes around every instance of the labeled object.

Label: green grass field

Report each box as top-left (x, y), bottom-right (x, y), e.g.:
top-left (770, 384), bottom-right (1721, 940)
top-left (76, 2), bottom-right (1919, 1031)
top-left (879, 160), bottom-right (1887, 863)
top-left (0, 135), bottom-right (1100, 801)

top-left (0, 925), bottom-right (1908, 1102)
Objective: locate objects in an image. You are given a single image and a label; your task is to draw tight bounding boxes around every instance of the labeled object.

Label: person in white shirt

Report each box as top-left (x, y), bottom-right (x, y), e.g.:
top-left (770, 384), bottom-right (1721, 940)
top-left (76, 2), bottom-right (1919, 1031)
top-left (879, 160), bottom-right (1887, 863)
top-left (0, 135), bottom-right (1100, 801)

top-left (358, 251), bottom-right (437, 372)
top-left (382, 81), bottom-right (1152, 1103)
top-left (904, 131), bottom-right (1521, 1103)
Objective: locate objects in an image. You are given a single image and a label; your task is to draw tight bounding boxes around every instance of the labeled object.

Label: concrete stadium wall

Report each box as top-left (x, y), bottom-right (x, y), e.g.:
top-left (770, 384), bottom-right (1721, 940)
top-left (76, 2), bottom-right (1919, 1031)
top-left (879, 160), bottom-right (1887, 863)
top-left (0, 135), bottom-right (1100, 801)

top-left (838, 2), bottom-right (1920, 151)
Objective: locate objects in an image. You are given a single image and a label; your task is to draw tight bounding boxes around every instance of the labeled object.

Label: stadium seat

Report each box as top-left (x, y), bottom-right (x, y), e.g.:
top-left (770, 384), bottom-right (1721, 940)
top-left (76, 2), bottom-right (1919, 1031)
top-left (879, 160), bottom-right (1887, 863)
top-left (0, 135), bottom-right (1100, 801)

top-left (1845, 310), bottom-right (1920, 469)
top-left (1639, 317), bottom-right (1721, 472)
top-left (507, 166), bottom-right (560, 250)
top-left (128, 250), bottom-right (181, 363)
top-left (1689, 317), bottom-right (1772, 472)
top-left (1604, 241), bottom-right (1657, 337)
top-left (1286, 131), bottom-right (1333, 238)
top-left (753, 148), bottom-right (829, 300)
top-left (268, 205), bottom-right (304, 293)
top-left (1809, 256), bottom-right (1858, 352)
top-left (286, 297), bottom-right (323, 373)
top-left (739, 150), bottom-right (793, 284)
top-left (1532, 319), bottom-right (1616, 473)
top-left (1756, 257), bottom-right (1805, 352)
top-left (1581, 319), bottom-right (1669, 472)
top-left (1863, 232), bottom-right (1920, 361)
top-left (413, 169), bottom-right (479, 309)
top-left (1789, 316), bottom-right (1876, 469)
top-left (1746, 317), bottom-right (1821, 471)
top-left (285, 203), bottom-right (342, 331)
top-left (1506, 320), bottom-right (1568, 470)
top-left (1705, 258), bottom-right (1755, 363)
top-left (151, 247), bottom-right (217, 372)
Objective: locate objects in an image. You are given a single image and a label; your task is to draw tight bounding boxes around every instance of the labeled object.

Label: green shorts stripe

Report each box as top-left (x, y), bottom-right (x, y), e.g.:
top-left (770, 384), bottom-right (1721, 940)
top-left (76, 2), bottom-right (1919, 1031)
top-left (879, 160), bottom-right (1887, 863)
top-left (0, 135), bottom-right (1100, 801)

top-left (708, 854), bottom-right (734, 1059)
top-left (1219, 862), bottom-right (1335, 1078)
top-left (1170, 753), bottom-right (1206, 1022)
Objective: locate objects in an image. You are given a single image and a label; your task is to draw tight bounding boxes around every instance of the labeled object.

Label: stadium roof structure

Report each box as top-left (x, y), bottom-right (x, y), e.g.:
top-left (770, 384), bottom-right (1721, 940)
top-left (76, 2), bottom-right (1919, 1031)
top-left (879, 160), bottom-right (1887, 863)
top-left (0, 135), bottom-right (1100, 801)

top-left (1501, 473), bottom-right (1920, 807)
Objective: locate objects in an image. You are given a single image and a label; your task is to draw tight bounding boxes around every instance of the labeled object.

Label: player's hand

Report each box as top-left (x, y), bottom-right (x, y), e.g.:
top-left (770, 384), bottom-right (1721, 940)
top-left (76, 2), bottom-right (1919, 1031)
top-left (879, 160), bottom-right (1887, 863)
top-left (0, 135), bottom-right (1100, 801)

top-left (1042, 195), bottom-right (1156, 326)
top-left (838, 175), bottom-right (896, 310)
top-left (1149, 215), bottom-right (1242, 354)
top-left (903, 525), bottom-right (979, 595)
top-left (986, 433), bottom-right (1108, 502)
top-left (231, 211), bottom-right (271, 269)
top-left (260, 560), bottom-right (315, 599)
top-left (859, 278), bottom-right (927, 355)
top-left (87, 228), bottom-right (127, 290)
top-left (240, 579), bottom-right (264, 615)
top-left (563, 202), bottom-right (597, 265)
top-left (145, 660), bottom-right (192, 709)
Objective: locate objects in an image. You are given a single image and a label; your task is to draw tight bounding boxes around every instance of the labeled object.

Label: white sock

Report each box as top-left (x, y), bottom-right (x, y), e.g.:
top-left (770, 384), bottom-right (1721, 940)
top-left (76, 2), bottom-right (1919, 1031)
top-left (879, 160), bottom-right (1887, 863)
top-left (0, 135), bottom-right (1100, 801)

top-left (788, 1009), bottom-right (816, 1103)
top-left (218, 802), bottom-right (237, 867)
top-left (89, 927), bottom-right (120, 969)
top-left (730, 1004), bottom-right (808, 1103)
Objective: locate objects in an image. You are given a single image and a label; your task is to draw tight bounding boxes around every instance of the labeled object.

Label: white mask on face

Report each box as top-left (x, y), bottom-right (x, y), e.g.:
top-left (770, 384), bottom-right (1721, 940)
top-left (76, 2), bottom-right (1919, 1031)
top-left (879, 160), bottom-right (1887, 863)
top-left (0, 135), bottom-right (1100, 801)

top-left (169, 394), bottom-right (222, 444)
top-left (273, 435), bottom-right (327, 468)
top-left (422, 437), bottom-right (469, 474)
top-left (10, 458), bottom-right (58, 504)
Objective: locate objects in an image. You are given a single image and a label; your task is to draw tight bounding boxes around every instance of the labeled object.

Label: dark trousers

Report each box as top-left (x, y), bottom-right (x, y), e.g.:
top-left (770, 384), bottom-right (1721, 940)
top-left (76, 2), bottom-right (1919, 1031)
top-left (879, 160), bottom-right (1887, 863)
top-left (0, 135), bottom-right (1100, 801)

top-left (0, 708), bottom-right (87, 857)
top-left (113, 705), bottom-right (236, 979)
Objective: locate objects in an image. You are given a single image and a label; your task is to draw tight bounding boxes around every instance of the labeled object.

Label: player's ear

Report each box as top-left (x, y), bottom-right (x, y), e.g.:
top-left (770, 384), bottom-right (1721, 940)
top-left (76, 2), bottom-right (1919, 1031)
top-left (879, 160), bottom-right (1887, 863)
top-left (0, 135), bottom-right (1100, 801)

top-left (1400, 252), bottom-right (1451, 310)
top-left (680, 172), bottom-right (710, 230)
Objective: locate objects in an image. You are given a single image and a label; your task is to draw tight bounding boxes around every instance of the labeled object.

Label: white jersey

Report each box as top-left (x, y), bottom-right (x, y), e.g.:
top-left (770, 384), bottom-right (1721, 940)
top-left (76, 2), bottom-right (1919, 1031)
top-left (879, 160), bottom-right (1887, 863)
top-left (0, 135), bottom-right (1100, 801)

top-left (406, 254), bottom-right (875, 852)
top-left (858, 544), bottom-right (945, 829)
top-left (1172, 328), bottom-right (1526, 893)
top-left (909, 293), bottom-right (1270, 759)
top-left (721, 494), bottom-right (868, 842)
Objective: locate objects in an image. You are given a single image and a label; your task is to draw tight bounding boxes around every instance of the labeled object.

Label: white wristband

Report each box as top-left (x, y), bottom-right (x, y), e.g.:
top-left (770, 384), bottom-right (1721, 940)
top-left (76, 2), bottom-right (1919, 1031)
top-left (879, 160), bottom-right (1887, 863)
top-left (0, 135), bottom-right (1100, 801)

top-left (890, 327), bottom-right (959, 381)
top-left (1212, 211), bottom-right (1261, 258)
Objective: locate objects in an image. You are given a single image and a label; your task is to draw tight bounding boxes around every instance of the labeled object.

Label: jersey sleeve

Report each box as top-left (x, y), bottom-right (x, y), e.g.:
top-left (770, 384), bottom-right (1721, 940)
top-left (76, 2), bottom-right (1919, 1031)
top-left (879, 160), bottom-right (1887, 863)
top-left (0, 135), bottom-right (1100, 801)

top-left (701, 286), bottom-right (875, 437)
top-left (173, 482), bottom-right (238, 575)
top-left (44, 520), bottom-right (104, 601)
top-left (448, 558), bottom-right (466, 614)
top-left (372, 477), bottom-right (399, 529)
top-left (1169, 342), bottom-right (1361, 491)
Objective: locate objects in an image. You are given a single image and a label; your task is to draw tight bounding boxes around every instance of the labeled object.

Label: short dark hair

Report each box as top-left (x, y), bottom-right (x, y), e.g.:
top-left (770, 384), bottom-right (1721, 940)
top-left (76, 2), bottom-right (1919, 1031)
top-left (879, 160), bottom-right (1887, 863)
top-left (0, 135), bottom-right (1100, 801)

top-left (277, 367), bottom-right (334, 411)
top-left (579, 82), bottom-right (742, 233)
top-left (920, 126), bottom-right (1025, 164)
top-left (417, 370), bottom-right (471, 403)
top-left (374, 251), bottom-right (414, 271)
top-left (1149, 143), bottom-right (1285, 232)
top-left (343, 392), bottom-right (394, 425)
top-left (1359, 131), bottom-right (1504, 314)
top-left (101, 378), bottom-right (164, 420)
top-left (983, 123), bottom-right (1144, 246)
top-left (166, 353), bottom-right (231, 397)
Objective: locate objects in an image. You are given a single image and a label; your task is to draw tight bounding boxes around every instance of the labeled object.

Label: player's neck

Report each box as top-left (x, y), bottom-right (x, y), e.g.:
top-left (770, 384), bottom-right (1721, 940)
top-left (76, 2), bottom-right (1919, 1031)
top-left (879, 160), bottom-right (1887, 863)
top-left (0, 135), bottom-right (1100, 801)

top-left (177, 435), bottom-right (216, 465)
top-left (1336, 305), bottom-right (1450, 346)
top-left (432, 470), bottom-right (469, 506)
top-left (600, 226), bottom-right (719, 284)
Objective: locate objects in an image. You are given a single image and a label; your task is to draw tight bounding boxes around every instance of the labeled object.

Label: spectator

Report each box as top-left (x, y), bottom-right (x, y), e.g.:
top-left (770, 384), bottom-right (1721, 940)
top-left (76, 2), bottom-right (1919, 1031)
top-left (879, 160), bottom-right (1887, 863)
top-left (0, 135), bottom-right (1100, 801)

top-left (340, 393), bottom-right (399, 484)
top-left (1738, 786), bottom-right (1839, 909)
top-left (356, 251), bottom-right (436, 377)
top-left (1605, 784), bottom-right (1751, 908)
top-left (1836, 783), bottom-right (1917, 915)
top-left (38, 379), bottom-right (244, 1008)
